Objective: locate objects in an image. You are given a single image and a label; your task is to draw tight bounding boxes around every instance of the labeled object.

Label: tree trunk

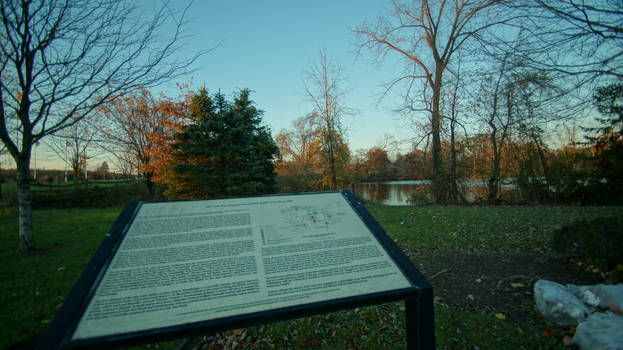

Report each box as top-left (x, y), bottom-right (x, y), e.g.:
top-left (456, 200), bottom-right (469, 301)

top-left (325, 119), bottom-right (338, 191)
top-left (488, 127), bottom-right (500, 202)
top-left (16, 155), bottom-right (34, 252)
top-left (145, 173), bottom-right (155, 199)
top-left (533, 138), bottom-right (552, 201)
top-left (0, 155), bottom-right (3, 199)
top-left (431, 73), bottom-right (447, 203)
top-left (73, 162), bottom-right (80, 183)
top-left (328, 139), bottom-right (337, 190)
top-left (449, 120), bottom-right (459, 203)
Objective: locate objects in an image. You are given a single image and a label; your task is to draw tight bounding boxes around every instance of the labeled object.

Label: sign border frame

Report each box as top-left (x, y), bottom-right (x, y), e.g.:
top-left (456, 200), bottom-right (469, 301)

top-left (37, 190), bottom-right (434, 349)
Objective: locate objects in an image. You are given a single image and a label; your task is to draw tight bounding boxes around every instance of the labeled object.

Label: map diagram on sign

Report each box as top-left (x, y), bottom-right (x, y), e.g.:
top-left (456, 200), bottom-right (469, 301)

top-left (259, 202), bottom-right (349, 246)
top-left (280, 205), bottom-right (344, 232)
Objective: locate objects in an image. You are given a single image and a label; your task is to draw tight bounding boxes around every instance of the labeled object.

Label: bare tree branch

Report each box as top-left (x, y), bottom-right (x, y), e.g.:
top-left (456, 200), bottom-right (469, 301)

top-left (0, 0), bottom-right (213, 252)
top-left (303, 48), bottom-right (351, 190)
top-left (354, 0), bottom-right (498, 202)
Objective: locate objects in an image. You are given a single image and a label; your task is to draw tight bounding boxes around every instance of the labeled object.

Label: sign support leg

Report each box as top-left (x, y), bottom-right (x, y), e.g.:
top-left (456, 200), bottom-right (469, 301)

top-left (405, 287), bottom-right (435, 350)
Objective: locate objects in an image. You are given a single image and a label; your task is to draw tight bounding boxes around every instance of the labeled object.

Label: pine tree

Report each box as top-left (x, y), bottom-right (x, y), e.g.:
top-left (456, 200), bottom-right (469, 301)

top-left (164, 89), bottom-right (278, 198)
top-left (588, 83), bottom-right (623, 185)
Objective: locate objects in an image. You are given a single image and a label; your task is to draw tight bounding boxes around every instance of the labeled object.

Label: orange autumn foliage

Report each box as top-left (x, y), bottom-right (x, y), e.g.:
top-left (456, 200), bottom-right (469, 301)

top-left (98, 83), bottom-right (192, 193)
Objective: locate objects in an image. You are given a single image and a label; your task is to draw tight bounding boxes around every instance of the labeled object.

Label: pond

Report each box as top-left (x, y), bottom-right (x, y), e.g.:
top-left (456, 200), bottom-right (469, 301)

top-left (351, 179), bottom-right (517, 205)
top-left (351, 181), bottom-right (430, 206)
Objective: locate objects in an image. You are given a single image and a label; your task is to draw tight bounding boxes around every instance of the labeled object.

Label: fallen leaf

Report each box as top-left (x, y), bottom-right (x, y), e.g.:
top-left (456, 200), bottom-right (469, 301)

top-left (510, 282), bottom-right (524, 289)
top-left (57, 266), bottom-right (66, 272)
top-left (564, 326), bottom-right (577, 336)
top-left (542, 328), bottom-right (552, 337)
top-left (563, 335), bottom-right (575, 346)
top-left (475, 278), bottom-right (482, 284)
top-left (467, 294), bottom-right (475, 301)
top-left (495, 313), bottom-right (507, 320)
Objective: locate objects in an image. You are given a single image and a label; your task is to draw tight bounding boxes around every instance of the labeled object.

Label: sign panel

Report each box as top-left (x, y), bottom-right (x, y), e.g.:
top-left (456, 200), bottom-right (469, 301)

top-left (71, 192), bottom-right (412, 341)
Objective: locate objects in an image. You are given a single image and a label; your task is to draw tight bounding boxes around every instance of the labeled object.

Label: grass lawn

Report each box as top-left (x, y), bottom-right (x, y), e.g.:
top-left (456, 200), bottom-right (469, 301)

top-left (0, 207), bottom-right (122, 347)
top-left (365, 204), bottom-right (622, 254)
top-left (1, 181), bottom-right (151, 209)
top-left (1, 204), bottom-right (620, 349)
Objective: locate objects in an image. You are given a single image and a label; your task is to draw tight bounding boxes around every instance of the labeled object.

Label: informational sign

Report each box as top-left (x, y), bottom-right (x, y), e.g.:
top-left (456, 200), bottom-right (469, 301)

top-left (38, 191), bottom-right (434, 349)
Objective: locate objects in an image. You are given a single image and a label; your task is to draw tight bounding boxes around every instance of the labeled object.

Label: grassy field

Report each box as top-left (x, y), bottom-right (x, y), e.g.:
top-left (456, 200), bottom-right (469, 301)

top-left (365, 204), bottom-right (622, 255)
top-left (1, 204), bottom-right (620, 349)
top-left (0, 207), bottom-right (122, 347)
top-left (1, 181), bottom-right (150, 209)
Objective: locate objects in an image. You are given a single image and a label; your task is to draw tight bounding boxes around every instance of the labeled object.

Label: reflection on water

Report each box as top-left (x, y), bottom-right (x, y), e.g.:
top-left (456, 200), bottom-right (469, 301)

top-left (352, 182), bottom-right (426, 206)
top-left (352, 180), bottom-right (517, 205)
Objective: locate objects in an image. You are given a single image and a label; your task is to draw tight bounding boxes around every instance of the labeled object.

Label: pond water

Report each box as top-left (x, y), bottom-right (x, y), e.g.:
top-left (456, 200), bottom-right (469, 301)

top-left (351, 180), bottom-right (517, 205)
top-left (351, 181), bottom-right (430, 206)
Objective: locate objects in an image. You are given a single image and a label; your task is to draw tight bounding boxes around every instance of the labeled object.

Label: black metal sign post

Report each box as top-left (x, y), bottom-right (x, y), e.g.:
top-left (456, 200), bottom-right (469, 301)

top-left (37, 190), bottom-right (435, 349)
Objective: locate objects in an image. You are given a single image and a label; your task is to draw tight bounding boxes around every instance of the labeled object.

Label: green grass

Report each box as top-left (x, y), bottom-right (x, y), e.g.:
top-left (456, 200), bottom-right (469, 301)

top-left (366, 204), bottom-right (623, 255)
top-left (0, 206), bottom-right (180, 349)
top-left (1, 181), bottom-right (151, 209)
top-left (2, 204), bottom-right (620, 349)
top-left (0, 207), bottom-right (121, 346)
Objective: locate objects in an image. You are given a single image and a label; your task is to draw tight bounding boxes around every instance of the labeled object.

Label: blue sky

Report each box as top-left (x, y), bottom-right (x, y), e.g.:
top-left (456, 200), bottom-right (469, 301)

top-left (158, 1), bottom-right (414, 149)
top-left (15, 1), bottom-right (420, 170)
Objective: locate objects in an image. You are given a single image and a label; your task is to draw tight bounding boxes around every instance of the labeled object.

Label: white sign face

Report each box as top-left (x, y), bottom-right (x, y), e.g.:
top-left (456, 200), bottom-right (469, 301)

top-left (72, 192), bottom-right (412, 340)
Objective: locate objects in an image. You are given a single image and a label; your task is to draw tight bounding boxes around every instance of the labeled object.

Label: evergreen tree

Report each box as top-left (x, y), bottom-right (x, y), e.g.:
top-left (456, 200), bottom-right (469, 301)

top-left (164, 88), bottom-right (278, 198)
top-left (579, 83), bottom-right (623, 203)
top-left (590, 84), bottom-right (623, 182)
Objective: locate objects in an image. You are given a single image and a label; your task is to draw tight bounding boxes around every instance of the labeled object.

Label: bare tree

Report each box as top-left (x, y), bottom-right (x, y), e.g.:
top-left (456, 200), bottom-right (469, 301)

top-left (443, 58), bottom-right (470, 203)
top-left (355, 0), bottom-right (498, 202)
top-left (505, 0), bottom-right (623, 81)
top-left (113, 155), bottom-right (137, 181)
top-left (0, 0), bottom-right (210, 252)
top-left (47, 116), bottom-right (97, 181)
top-left (470, 50), bottom-right (515, 202)
top-left (375, 133), bottom-right (401, 161)
top-left (473, 53), bottom-right (561, 202)
top-left (303, 49), bottom-right (351, 190)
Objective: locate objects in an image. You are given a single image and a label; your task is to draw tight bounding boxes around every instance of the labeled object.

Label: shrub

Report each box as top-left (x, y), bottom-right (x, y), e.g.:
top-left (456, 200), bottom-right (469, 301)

top-left (407, 185), bottom-right (435, 205)
top-left (552, 217), bottom-right (623, 264)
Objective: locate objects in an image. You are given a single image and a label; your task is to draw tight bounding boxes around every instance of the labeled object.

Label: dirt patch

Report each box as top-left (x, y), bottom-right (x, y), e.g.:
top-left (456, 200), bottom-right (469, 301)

top-left (408, 250), bottom-right (603, 323)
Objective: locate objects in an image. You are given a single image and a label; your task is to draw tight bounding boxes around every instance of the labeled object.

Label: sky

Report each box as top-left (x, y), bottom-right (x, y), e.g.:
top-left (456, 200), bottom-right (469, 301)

top-left (10, 0), bottom-right (420, 172)
top-left (164, 1), bottom-right (414, 148)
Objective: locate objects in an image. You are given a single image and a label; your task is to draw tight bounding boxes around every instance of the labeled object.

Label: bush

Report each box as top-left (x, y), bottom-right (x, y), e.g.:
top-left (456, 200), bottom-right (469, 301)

top-left (407, 185), bottom-right (435, 205)
top-left (552, 217), bottom-right (623, 264)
